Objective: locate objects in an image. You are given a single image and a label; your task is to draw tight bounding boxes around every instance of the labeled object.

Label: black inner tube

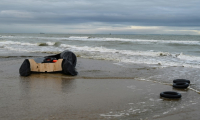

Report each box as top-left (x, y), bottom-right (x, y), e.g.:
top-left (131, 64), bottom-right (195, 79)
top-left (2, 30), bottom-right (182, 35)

top-left (160, 91), bottom-right (181, 98)
top-left (173, 82), bottom-right (189, 89)
top-left (173, 79), bottom-right (190, 84)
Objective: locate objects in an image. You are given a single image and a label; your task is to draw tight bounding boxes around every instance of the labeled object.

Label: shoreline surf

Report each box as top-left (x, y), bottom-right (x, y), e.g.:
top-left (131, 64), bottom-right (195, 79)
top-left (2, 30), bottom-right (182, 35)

top-left (1, 33), bottom-right (200, 68)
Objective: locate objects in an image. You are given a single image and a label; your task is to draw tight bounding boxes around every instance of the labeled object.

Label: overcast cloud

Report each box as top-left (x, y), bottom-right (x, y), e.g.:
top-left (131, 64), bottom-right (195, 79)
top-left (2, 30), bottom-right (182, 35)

top-left (0, 0), bottom-right (200, 34)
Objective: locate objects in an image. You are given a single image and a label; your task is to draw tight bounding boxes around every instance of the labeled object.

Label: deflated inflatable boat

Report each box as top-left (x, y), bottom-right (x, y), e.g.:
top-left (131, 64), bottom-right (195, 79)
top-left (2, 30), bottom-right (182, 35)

top-left (19, 50), bottom-right (78, 76)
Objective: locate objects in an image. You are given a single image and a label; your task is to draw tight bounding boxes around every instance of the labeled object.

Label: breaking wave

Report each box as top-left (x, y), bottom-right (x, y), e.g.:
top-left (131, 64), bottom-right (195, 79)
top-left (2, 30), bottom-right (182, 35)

top-left (36, 42), bottom-right (61, 46)
top-left (1, 35), bottom-right (200, 46)
top-left (66, 36), bottom-right (200, 45)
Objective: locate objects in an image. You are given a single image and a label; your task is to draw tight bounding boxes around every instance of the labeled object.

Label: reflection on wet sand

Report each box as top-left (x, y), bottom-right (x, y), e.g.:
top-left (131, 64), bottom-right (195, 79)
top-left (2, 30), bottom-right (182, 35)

top-left (19, 73), bottom-right (76, 95)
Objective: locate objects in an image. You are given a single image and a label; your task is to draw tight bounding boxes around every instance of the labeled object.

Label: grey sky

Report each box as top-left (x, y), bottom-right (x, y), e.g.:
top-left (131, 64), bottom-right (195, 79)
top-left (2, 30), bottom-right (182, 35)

top-left (0, 0), bottom-right (200, 34)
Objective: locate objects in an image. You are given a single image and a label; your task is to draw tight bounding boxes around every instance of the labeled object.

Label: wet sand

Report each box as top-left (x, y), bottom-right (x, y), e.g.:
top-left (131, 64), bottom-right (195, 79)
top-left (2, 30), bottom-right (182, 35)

top-left (0, 57), bottom-right (200, 120)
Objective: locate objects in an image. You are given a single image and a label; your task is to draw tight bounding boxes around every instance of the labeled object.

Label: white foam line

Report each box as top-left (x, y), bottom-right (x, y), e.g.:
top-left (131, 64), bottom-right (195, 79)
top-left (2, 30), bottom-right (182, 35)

top-left (0, 41), bottom-right (37, 46)
top-left (100, 113), bottom-right (124, 117)
top-left (188, 87), bottom-right (200, 94)
top-left (67, 36), bottom-right (200, 45)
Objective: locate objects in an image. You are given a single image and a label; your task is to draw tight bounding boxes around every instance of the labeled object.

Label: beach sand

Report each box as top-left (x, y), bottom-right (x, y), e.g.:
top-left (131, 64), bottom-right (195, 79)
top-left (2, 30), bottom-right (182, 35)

top-left (0, 57), bottom-right (200, 120)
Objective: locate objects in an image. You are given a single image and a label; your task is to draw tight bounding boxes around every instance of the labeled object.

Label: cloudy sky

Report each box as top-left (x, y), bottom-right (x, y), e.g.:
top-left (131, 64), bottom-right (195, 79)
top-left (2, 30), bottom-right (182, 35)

top-left (0, 0), bottom-right (200, 34)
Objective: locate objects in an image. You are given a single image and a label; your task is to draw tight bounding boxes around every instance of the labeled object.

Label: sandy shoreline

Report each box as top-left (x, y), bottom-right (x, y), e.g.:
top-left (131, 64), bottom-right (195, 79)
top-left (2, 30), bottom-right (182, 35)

top-left (0, 57), bottom-right (200, 120)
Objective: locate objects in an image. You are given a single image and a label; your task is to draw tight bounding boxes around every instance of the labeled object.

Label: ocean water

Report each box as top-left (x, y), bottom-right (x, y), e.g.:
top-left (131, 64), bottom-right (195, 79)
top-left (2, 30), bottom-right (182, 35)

top-left (1, 33), bottom-right (200, 68)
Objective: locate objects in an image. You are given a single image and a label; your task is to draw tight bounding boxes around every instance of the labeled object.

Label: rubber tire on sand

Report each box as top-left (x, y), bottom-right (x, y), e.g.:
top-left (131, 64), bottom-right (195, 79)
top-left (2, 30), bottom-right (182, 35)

top-left (173, 82), bottom-right (189, 89)
top-left (173, 79), bottom-right (190, 84)
top-left (160, 91), bottom-right (181, 98)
